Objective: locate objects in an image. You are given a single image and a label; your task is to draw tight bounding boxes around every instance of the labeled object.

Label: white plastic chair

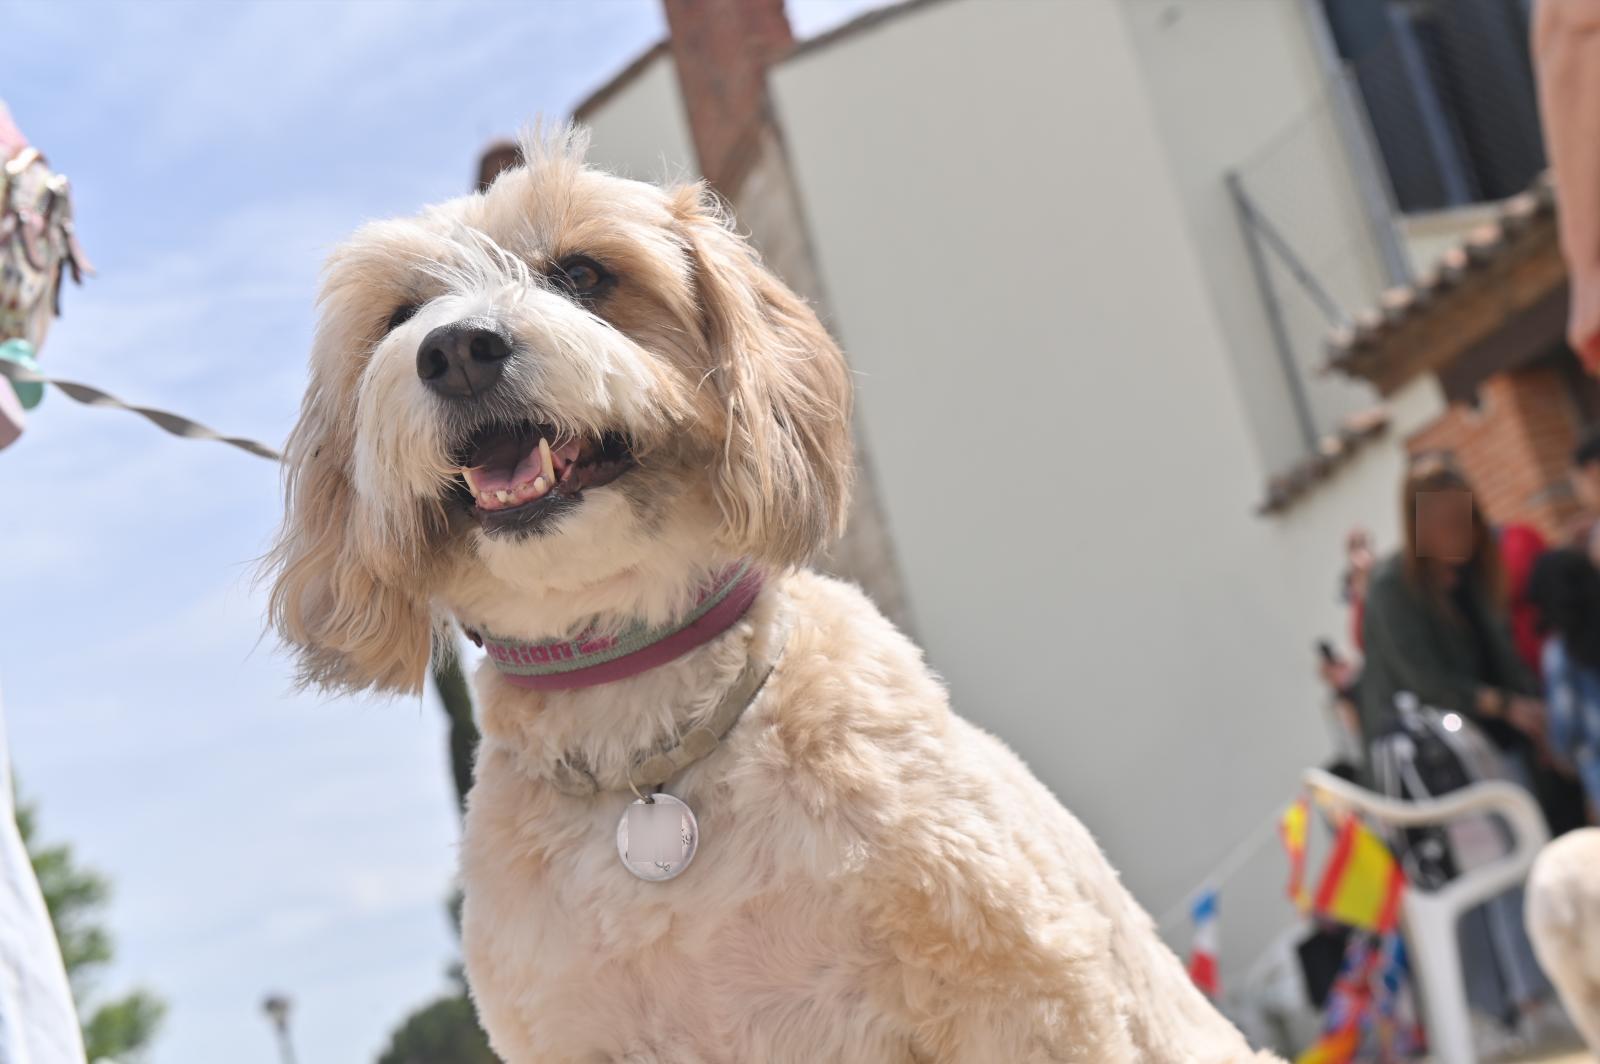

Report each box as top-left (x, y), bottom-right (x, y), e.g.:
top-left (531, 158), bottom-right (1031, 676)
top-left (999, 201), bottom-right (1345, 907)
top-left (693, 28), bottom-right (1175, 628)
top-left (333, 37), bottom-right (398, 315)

top-left (1301, 767), bottom-right (1550, 1064)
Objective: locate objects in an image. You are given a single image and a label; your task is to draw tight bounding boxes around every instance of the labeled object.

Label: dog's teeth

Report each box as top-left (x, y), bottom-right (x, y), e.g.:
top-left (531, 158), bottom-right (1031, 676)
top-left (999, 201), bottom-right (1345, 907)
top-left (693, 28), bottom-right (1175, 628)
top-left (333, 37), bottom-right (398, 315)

top-left (538, 437), bottom-right (556, 485)
top-left (533, 476), bottom-right (547, 495)
top-left (496, 490), bottom-right (511, 503)
top-left (462, 467), bottom-right (481, 494)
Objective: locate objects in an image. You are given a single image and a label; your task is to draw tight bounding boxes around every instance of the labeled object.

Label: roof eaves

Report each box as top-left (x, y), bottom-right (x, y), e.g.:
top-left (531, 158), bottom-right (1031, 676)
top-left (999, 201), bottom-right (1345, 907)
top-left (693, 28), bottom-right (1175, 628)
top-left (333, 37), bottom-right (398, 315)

top-left (1324, 173), bottom-right (1559, 386)
top-left (1256, 407), bottom-right (1391, 516)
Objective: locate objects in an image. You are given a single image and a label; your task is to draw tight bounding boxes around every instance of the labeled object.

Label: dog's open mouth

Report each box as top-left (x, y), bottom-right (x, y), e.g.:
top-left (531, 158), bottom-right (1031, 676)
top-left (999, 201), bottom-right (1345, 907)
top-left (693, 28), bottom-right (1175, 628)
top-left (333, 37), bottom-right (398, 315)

top-left (452, 422), bottom-right (633, 535)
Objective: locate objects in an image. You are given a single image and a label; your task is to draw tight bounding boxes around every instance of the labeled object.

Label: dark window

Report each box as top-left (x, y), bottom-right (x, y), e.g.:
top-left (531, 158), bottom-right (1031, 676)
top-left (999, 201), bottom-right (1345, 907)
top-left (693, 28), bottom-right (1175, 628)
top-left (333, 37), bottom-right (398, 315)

top-left (1321, 0), bottom-right (1546, 212)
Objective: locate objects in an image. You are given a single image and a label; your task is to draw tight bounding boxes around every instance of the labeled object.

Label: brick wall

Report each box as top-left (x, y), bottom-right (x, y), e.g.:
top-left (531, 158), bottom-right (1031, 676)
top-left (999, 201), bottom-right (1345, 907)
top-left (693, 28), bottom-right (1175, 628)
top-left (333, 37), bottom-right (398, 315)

top-left (1406, 363), bottom-right (1585, 538)
top-left (657, 0), bottom-right (915, 631)
top-left (661, 0), bottom-right (793, 193)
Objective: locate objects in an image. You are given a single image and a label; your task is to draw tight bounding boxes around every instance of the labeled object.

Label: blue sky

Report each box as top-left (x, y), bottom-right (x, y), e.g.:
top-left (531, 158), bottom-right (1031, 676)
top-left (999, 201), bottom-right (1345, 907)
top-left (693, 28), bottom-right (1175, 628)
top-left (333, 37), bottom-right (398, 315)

top-left (0, 3), bottom-right (879, 1061)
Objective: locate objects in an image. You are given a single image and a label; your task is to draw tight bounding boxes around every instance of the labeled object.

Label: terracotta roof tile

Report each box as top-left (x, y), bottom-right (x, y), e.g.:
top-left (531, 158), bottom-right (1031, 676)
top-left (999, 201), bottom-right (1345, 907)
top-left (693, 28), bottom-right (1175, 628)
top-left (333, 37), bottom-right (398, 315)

top-left (1257, 407), bottom-right (1391, 515)
top-left (1325, 173), bottom-right (1558, 379)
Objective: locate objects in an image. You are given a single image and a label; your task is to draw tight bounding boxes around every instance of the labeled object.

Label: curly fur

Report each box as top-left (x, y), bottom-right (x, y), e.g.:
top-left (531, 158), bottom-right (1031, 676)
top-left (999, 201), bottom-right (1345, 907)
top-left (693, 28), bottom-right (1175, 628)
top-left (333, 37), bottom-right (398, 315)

top-left (1527, 828), bottom-right (1600, 1052)
top-left (267, 127), bottom-right (1276, 1063)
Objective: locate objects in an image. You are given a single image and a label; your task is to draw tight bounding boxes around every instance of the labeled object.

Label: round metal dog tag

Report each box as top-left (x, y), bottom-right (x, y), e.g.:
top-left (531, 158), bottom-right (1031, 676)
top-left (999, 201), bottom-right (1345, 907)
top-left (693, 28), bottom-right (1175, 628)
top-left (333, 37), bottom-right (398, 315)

top-left (616, 792), bottom-right (699, 882)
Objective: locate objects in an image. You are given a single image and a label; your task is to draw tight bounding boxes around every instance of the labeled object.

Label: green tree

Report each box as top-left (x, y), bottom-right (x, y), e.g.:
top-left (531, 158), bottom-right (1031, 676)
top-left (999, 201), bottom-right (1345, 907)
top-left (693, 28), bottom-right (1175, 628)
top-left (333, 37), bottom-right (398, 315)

top-left (372, 645), bottom-right (499, 1062)
top-left (375, 967), bottom-right (496, 1064)
top-left (16, 797), bottom-right (166, 1063)
top-left (433, 650), bottom-right (479, 814)
top-left (81, 995), bottom-right (165, 1064)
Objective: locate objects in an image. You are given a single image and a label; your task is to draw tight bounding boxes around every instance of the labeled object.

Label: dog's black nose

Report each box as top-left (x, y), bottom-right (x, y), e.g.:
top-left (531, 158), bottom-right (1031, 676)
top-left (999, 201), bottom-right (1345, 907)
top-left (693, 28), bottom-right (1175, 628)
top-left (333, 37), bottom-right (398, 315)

top-left (416, 321), bottom-right (513, 400)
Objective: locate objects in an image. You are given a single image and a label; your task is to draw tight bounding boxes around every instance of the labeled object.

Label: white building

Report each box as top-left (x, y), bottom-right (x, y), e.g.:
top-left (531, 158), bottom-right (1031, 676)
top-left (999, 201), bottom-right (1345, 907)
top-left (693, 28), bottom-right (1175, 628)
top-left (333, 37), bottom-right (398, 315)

top-left (566, 0), bottom-right (1455, 1017)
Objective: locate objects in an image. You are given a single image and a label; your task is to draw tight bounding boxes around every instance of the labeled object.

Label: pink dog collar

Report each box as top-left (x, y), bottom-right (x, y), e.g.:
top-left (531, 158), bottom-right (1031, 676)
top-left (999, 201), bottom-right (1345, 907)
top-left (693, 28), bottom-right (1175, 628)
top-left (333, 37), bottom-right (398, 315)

top-left (469, 562), bottom-right (764, 690)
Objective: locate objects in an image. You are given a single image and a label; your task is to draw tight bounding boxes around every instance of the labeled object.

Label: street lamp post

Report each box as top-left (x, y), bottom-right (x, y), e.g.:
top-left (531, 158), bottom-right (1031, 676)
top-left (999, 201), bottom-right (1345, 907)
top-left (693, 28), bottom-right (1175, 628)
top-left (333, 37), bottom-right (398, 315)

top-left (261, 994), bottom-right (298, 1064)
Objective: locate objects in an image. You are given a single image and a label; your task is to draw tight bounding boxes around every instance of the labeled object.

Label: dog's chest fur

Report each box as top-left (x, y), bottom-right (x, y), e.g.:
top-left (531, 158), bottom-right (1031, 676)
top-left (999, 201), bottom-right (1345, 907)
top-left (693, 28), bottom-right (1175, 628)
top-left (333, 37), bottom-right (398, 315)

top-left (460, 575), bottom-right (922, 1062)
top-left (462, 756), bottom-right (915, 1063)
top-left (459, 573), bottom-right (1267, 1064)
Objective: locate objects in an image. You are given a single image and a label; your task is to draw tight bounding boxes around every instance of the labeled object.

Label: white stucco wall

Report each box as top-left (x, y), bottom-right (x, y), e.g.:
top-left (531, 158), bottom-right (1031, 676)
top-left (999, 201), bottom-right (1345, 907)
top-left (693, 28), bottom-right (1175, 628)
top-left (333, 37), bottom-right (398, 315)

top-left (772, 0), bottom-right (1425, 986)
top-left (1121, 0), bottom-right (1392, 476)
top-left (572, 0), bottom-right (1438, 1000)
top-left (1265, 374), bottom-right (1447, 664)
top-left (577, 50), bottom-right (698, 185)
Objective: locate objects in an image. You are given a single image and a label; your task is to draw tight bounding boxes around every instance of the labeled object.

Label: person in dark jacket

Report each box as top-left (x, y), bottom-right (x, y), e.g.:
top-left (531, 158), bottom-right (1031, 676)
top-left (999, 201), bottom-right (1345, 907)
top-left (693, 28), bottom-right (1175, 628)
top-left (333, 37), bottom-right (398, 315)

top-left (1361, 454), bottom-right (1590, 834)
top-left (1359, 455), bottom-right (1553, 1033)
top-left (1360, 459), bottom-right (1546, 763)
top-left (1526, 548), bottom-right (1600, 823)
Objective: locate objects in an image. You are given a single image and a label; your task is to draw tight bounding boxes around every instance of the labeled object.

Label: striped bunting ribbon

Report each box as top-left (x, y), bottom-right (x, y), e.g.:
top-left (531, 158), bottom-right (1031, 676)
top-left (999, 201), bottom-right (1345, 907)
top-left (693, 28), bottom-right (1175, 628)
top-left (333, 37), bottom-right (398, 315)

top-left (0, 357), bottom-right (281, 461)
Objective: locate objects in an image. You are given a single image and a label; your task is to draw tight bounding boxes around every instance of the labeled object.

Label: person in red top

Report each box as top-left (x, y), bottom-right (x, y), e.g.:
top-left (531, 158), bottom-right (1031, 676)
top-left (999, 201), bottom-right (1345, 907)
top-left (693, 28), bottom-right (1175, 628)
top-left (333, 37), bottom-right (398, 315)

top-left (1344, 527), bottom-right (1375, 653)
top-left (1566, 428), bottom-right (1600, 563)
top-left (1502, 522), bottom-right (1552, 677)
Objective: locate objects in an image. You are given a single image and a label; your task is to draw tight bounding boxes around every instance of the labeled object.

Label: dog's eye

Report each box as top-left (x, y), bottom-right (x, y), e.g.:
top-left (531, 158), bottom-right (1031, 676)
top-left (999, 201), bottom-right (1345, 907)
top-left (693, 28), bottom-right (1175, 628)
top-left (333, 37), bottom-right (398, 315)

top-left (386, 303), bottom-right (420, 333)
top-left (550, 255), bottom-right (611, 299)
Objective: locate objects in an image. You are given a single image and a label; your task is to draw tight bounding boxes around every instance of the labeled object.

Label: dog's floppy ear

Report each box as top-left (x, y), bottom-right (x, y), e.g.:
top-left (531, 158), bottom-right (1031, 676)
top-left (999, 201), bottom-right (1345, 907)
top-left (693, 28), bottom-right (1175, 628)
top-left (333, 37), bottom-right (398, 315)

top-left (264, 316), bottom-right (435, 695)
top-left (674, 187), bottom-right (854, 567)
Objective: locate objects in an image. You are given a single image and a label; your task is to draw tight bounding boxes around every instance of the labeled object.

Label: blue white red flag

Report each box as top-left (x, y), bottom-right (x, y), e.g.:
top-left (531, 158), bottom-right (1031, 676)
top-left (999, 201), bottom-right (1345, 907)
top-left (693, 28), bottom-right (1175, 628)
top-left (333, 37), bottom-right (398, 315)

top-left (1187, 889), bottom-right (1221, 998)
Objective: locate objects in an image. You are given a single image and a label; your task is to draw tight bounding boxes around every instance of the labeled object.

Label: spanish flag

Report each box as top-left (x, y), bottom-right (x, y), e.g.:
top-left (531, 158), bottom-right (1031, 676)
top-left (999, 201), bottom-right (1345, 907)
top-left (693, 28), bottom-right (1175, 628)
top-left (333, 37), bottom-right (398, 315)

top-left (1280, 797), bottom-right (1311, 911)
top-left (1313, 815), bottom-right (1405, 933)
top-left (1295, 1026), bottom-right (1359, 1064)
top-left (1295, 934), bottom-right (1379, 1064)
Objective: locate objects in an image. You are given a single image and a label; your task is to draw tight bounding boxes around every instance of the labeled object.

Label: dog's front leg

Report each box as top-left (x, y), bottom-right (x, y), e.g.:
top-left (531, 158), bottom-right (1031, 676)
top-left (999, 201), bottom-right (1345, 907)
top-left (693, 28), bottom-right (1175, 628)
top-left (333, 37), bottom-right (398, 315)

top-left (872, 885), bottom-right (1277, 1063)
top-left (917, 1003), bottom-right (1279, 1064)
top-left (905, 997), bottom-right (1135, 1064)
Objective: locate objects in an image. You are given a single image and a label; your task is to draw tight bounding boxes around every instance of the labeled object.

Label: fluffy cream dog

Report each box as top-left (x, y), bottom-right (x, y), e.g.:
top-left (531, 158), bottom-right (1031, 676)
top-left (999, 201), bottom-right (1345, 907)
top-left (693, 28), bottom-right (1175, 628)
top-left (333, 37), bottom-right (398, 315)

top-left (267, 130), bottom-right (1274, 1064)
top-left (1526, 828), bottom-right (1600, 1052)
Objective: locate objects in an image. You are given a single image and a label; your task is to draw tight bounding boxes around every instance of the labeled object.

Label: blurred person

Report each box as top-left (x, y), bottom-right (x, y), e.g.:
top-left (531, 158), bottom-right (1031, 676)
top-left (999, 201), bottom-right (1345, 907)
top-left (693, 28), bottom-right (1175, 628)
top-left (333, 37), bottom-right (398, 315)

top-left (1314, 639), bottom-right (1363, 780)
top-left (1526, 548), bottom-right (1600, 821)
top-left (1502, 522), bottom-right (1550, 679)
top-left (0, 103), bottom-right (86, 1064)
top-left (1507, 518), bottom-right (1593, 837)
top-left (1344, 515), bottom-right (1549, 675)
top-left (0, 101), bottom-right (88, 457)
top-left (1363, 459), bottom-right (1582, 832)
top-left (1566, 426), bottom-right (1600, 565)
top-left (1346, 458), bottom-right (1587, 798)
top-left (0, 690), bottom-right (85, 1064)
top-left (1360, 456), bottom-right (1554, 1033)
top-left (1360, 459), bottom-right (1546, 770)
top-left (1342, 527), bottom-right (1375, 652)
top-left (1536, 0), bottom-right (1600, 373)
top-left (1314, 528), bottom-right (1375, 778)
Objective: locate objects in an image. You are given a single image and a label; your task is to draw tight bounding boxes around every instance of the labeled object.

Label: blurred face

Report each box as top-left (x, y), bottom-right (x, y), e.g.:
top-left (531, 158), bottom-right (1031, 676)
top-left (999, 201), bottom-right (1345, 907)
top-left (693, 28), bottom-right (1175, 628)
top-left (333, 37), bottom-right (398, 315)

top-left (1415, 489), bottom-right (1475, 565)
top-left (1572, 460), bottom-right (1600, 513)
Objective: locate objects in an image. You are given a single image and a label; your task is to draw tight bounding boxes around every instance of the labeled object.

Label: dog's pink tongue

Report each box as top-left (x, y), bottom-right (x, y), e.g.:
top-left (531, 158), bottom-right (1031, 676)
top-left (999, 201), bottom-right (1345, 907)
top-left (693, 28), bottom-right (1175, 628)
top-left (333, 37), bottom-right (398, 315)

top-left (472, 449), bottom-right (542, 494)
top-left (466, 433), bottom-right (544, 502)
